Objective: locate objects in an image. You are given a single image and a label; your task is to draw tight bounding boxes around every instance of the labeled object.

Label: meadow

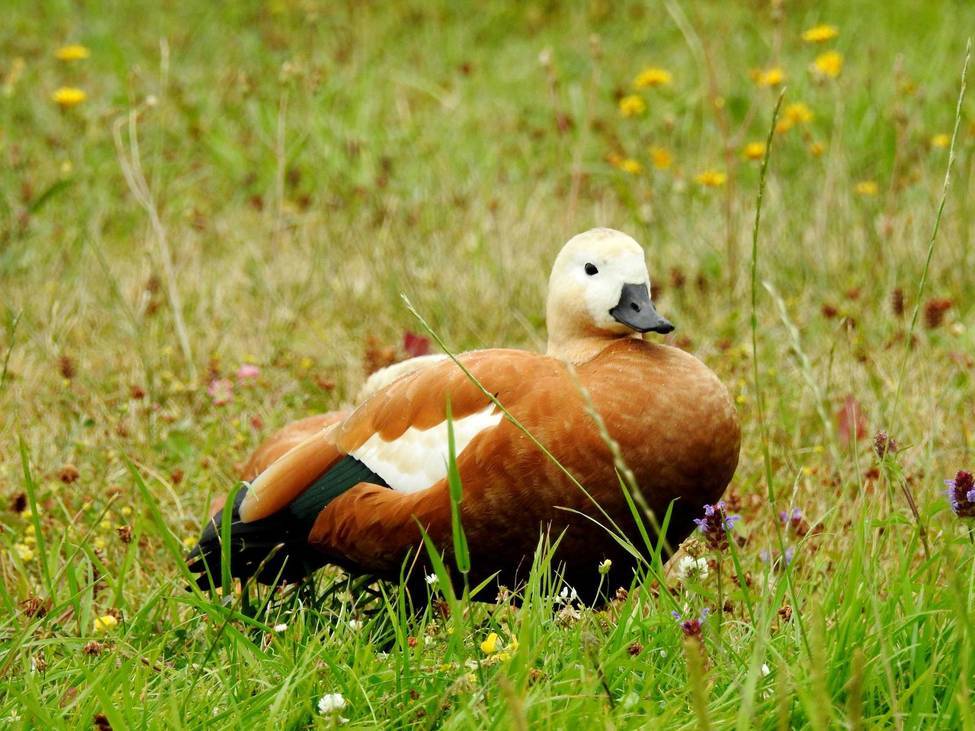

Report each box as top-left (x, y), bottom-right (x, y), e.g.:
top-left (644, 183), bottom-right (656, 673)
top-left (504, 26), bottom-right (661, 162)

top-left (2, 0), bottom-right (975, 727)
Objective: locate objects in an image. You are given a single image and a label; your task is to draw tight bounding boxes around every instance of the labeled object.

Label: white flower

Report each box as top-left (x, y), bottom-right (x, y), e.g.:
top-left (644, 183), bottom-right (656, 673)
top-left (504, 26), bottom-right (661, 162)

top-left (598, 559), bottom-right (612, 575)
top-left (272, 623), bottom-right (288, 633)
top-left (424, 573), bottom-right (439, 587)
top-left (348, 619), bottom-right (363, 631)
top-left (761, 663), bottom-right (771, 676)
top-left (675, 555), bottom-right (710, 582)
top-left (555, 584), bottom-right (579, 605)
top-left (318, 692), bottom-right (347, 715)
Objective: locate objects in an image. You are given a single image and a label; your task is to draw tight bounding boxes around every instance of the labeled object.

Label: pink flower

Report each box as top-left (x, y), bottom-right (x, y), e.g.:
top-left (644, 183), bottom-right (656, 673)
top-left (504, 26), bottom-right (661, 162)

top-left (236, 364), bottom-right (260, 381)
top-left (207, 378), bottom-right (234, 406)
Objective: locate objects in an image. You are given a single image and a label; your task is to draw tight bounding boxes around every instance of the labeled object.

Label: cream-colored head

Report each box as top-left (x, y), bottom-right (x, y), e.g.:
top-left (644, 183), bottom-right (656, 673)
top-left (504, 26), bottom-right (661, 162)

top-left (546, 228), bottom-right (673, 364)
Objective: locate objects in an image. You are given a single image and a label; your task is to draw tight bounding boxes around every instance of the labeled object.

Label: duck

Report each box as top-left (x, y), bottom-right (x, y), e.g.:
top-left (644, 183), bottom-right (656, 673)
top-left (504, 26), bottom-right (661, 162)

top-left (188, 228), bottom-right (740, 600)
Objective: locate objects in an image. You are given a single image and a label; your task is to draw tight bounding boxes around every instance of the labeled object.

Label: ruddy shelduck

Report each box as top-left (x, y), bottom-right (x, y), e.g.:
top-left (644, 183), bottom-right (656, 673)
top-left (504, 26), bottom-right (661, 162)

top-left (188, 228), bottom-right (740, 599)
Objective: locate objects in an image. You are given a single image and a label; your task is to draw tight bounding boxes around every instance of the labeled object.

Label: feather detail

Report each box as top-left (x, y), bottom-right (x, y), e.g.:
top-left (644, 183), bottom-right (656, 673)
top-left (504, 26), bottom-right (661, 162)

top-left (350, 404), bottom-right (502, 492)
top-left (239, 425), bottom-right (344, 522)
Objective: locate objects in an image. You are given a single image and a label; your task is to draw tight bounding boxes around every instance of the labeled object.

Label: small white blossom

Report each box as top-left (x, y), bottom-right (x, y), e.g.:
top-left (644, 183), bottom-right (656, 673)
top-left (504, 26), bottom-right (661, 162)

top-left (675, 555), bottom-right (710, 582)
top-left (272, 623), bottom-right (288, 633)
top-left (424, 573), bottom-right (439, 587)
top-left (761, 663), bottom-right (771, 676)
top-left (348, 619), bottom-right (363, 631)
top-left (555, 584), bottom-right (579, 605)
top-left (318, 692), bottom-right (347, 715)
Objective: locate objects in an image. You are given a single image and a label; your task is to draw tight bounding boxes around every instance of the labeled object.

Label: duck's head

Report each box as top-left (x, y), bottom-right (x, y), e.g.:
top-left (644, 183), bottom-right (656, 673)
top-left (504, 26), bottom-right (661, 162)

top-left (546, 228), bottom-right (673, 364)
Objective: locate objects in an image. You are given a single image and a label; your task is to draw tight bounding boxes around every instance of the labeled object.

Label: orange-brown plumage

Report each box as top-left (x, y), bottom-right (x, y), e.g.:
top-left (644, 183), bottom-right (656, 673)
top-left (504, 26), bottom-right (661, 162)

top-left (241, 413), bottom-right (347, 481)
top-left (188, 228), bottom-right (740, 599)
top-left (304, 340), bottom-right (738, 594)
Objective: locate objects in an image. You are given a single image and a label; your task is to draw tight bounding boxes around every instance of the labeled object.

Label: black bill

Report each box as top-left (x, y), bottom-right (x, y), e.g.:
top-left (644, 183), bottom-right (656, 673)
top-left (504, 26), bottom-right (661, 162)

top-left (609, 282), bottom-right (674, 334)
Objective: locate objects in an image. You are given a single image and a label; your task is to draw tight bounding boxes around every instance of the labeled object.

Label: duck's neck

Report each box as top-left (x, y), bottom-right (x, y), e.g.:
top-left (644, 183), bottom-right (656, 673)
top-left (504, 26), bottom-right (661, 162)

top-left (546, 331), bottom-right (639, 365)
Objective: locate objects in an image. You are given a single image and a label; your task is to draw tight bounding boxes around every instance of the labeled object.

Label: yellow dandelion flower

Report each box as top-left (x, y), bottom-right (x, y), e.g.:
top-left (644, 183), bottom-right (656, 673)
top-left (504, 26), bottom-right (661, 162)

top-left (182, 536), bottom-right (197, 549)
top-left (784, 102), bottom-right (814, 125)
top-left (855, 180), bottom-right (879, 196)
top-left (930, 133), bottom-right (950, 149)
top-left (55, 44), bottom-right (90, 61)
top-left (694, 170), bottom-right (727, 188)
top-left (94, 614), bottom-right (118, 633)
top-left (94, 536), bottom-right (107, 550)
top-left (743, 142), bottom-right (766, 161)
top-left (52, 87), bottom-right (86, 107)
top-left (648, 146), bottom-right (673, 170)
top-left (775, 118), bottom-right (795, 134)
top-left (14, 543), bottom-right (34, 562)
top-left (618, 94), bottom-right (646, 118)
top-left (480, 632), bottom-right (499, 655)
top-left (619, 158), bottom-right (643, 175)
top-left (120, 506), bottom-right (132, 517)
top-left (813, 51), bottom-right (843, 79)
top-left (809, 141), bottom-right (825, 157)
top-left (753, 67), bottom-right (785, 88)
top-left (633, 67), bottom-right (672, 89)
top-left (802, 24), bottom-right (839, 43)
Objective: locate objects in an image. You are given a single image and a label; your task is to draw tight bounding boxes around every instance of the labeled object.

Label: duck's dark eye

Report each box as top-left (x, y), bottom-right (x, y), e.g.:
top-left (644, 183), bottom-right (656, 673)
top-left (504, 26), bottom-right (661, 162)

top-left (585, 263), bottom-right (599, 276)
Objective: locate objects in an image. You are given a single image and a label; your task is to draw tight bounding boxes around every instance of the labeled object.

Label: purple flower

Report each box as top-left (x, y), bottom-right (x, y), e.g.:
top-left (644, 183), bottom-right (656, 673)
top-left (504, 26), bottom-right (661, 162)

top-left (779, 508), bottom-right (802, 524)
top-left (693, 501), bottom-right (739, 550)
top-left (672, 608), bottom-right (709, 639)
top-left (945, 471), bottom-right (975, 518)
top-left (760, 546), bottom-right (796, 567)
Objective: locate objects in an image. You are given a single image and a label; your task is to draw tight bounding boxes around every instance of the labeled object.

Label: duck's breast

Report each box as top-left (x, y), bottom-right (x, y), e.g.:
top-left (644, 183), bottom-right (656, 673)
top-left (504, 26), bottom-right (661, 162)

top-left (582, 340), bottom-right (741, 510)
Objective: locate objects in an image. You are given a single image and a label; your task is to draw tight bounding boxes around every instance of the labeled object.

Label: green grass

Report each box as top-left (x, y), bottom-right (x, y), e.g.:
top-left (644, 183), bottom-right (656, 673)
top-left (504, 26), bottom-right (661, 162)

top-left (2, 0), bottom-right (975, 727)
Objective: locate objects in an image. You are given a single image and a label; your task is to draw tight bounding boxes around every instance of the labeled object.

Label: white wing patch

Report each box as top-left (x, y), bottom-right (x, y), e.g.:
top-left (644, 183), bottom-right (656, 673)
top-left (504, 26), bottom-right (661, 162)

top-left (350, 404), bottom-right (503, 493)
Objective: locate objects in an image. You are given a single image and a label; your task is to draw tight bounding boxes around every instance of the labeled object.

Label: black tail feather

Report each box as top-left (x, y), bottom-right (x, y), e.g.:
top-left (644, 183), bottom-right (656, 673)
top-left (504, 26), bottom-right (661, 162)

top-left (186, 488), bottom-right (327, 590)
top-left (186, 456), bottom-right (389, 591)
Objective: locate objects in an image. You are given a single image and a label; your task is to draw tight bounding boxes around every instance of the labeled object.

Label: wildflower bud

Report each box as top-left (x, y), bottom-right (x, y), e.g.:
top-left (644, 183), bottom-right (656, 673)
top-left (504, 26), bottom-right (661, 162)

top-left (672, 608), bottom-right (709, 639)
top-left (59, 464), bottom-right (80, 483)
top-left (82, 641), bottom-right (104, 656)
top-left (693, 502), bottom-right (740, 551)
top-left (924, 298), bottom-right (952, 329)
top-left (598, 558), bottom-right (612, 575)
top-left (10, 492), bottom-right (27, 513)
top-left (116, 525), bottom-right (132, 544)
top-left (627, 641), bottom-right (644, 656)
top-left (873, 431), bottom-right (898, 459)
top-left (945, 471), bottom-right (975, 518)
top-left (891, 288), bottom-right (905, 317)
